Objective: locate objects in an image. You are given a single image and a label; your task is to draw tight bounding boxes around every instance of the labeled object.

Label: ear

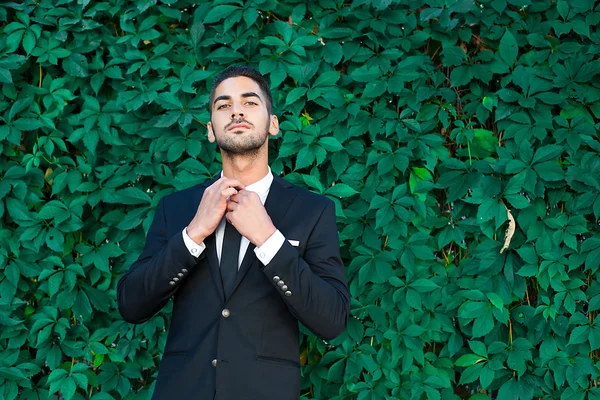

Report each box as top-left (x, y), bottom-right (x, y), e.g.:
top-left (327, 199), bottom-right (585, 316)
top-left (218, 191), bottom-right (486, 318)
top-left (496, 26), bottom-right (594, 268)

top-left (268, 115), bottom-right (279, 137)
top-left (207, 121), bottom-right (216, 143)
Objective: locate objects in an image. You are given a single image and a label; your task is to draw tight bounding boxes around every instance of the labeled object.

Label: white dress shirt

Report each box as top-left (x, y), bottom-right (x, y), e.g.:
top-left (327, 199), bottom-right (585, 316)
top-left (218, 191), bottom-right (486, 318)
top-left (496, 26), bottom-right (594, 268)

top-left (181, 168), bottom-right (285, 267)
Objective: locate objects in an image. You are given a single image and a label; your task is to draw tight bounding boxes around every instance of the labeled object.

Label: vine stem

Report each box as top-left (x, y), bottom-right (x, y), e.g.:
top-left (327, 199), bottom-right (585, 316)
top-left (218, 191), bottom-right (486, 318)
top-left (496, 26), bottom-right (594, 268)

top-left (441, 248), bottom-right (449, 264)
top-left (193, 116), bottom-right (206, 127)
top-left (467, 141), bottom-right (472, 165)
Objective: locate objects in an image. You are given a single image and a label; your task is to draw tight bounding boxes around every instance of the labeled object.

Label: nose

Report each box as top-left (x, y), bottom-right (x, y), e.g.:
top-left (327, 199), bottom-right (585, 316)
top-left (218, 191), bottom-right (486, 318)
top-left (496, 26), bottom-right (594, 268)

top-left (230, 102), bottom-right (244, 119)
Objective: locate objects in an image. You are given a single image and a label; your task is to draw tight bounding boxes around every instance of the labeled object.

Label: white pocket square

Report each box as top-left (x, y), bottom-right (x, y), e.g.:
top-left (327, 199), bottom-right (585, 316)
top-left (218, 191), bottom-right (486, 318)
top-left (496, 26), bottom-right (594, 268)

top-left (288, 240), bottom-right (300, 246)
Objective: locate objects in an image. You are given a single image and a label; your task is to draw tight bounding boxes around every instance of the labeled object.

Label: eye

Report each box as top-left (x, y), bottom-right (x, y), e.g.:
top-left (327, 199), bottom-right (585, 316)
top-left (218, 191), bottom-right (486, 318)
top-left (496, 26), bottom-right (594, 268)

top-left (246, 101), bottom-right (257, 106)
top-left (217, 104), bottom-right (229, 110)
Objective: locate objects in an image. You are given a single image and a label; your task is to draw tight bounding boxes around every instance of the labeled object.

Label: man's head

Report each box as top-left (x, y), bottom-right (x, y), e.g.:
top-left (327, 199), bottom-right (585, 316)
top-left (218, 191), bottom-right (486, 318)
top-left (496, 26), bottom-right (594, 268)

top-left (207, 66), bottom-right (279, 157)
top-left (209, 66), bottom-right (273, 115)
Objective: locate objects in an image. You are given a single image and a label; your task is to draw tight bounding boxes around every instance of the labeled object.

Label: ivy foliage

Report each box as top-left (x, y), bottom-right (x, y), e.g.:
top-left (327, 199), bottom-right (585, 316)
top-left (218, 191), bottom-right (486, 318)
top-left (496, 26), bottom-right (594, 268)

top-left (1, 0), bottom-right (600, 399)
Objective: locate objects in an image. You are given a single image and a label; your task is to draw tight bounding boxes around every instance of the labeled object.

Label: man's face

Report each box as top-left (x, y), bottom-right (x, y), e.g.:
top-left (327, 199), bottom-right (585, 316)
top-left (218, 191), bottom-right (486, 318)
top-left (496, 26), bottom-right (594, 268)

top-left (208, 76), bottom-right (278, 156)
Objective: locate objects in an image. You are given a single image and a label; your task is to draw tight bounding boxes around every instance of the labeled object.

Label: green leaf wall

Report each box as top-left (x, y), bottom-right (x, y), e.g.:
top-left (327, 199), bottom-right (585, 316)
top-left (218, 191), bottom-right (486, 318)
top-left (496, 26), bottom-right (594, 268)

top-left (1, 0), bottom-right (600, 399)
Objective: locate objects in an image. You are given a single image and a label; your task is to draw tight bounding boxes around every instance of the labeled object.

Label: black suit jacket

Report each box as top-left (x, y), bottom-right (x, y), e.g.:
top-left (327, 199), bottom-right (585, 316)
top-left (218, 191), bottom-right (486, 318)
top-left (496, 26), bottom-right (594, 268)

top-left (117, 175), bottom-right (350, 400)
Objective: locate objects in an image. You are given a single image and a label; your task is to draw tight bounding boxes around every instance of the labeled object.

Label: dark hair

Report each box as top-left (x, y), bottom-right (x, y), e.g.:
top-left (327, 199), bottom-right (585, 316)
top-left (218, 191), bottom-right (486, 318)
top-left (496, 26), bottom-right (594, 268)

top-left (209, 65), bottom-right (273, 115)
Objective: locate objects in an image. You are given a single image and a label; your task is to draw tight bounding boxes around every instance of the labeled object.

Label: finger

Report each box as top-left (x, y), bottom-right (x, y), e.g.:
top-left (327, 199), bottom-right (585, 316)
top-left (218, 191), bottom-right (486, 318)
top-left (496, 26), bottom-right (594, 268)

top-left (248, 191), bottom-right (260, 201)
top-left (211, 176), bottom-right (226, 187)
top-left (205, 176), bottom-right (224, 194)
top-left (233, 191), bottom-right (244, 203)
top-left (229, 194), bottom-right (239, 203)
top-left (221, 187), bottom-right (238, 198)
top-left (238, 190), bottom-right (258, 202)
top-left (227, 202), bottom-right (238, 212)
top-left (221, 178), bottom-right (245, 191)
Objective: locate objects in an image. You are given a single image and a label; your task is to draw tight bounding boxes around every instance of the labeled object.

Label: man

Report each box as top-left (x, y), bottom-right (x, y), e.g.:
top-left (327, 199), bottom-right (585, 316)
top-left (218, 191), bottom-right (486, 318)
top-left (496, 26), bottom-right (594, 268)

top-left (117, 66), bottom-right (350, 400)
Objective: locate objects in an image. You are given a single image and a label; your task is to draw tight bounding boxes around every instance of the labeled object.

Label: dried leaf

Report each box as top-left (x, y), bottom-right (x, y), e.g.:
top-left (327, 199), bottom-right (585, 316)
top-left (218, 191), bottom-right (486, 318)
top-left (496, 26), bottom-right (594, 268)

top-left (500, 202), bottom-right (516, 254)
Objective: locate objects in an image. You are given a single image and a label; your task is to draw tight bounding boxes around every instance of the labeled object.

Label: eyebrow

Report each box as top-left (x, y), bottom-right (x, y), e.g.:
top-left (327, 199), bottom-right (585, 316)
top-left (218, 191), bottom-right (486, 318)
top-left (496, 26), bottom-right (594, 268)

top-left (213, 92), bottom-right (262, 106)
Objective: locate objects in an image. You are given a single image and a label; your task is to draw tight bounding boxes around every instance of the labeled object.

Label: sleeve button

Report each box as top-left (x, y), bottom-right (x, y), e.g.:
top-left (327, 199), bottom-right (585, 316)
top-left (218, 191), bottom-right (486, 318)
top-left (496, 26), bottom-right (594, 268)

top-left (284, 291), bottom-right (292, 297)
top-left (272, 276), bottom-right (280, 282)
top-left (281, 285), bottom-right (288, 291)
top-left (277, 281), bottom-right (285, 287)
top-left (169, 281), bottom-right (176, 286)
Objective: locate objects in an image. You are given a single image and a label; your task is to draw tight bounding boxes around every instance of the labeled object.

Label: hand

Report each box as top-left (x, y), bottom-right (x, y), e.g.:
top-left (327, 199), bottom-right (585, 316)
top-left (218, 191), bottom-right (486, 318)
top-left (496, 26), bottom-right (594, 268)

top-left (226, 190), bottom-right (276, 246)
top-left (186, 177), bottom-right (244, 244)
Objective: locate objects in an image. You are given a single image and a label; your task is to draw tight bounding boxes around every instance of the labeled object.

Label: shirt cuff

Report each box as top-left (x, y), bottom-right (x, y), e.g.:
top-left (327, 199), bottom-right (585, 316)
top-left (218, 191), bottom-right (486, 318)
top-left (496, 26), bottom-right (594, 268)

top-left (182, 228), bottom-right (206, 258)
top-left (254, 230), bottom-right (285, 266)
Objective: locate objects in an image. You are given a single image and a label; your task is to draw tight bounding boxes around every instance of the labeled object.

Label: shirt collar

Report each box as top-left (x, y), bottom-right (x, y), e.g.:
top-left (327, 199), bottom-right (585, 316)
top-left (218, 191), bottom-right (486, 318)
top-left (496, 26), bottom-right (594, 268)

top-left (219, 167), bottom-right (273, 198)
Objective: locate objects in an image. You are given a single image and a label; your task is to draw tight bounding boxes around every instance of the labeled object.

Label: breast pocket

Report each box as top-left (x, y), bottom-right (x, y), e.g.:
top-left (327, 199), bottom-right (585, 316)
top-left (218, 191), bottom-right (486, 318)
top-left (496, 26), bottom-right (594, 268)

top-left (285, 238), bottom-right (306, 257)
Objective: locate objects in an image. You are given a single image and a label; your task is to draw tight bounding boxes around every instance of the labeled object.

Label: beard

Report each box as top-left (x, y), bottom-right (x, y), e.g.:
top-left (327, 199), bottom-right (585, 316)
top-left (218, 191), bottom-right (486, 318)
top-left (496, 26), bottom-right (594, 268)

top-left (214, 117), bottom-right (270, 157)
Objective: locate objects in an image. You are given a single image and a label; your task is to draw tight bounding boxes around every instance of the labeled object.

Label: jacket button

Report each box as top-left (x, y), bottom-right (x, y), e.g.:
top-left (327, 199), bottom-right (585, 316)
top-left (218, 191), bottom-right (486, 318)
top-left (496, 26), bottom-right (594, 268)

top-left (173, 277), bottom-right (179, 282)
top-left (212, 359), bottom-right (217, 367)
top-left (177, 273), bottom-right (184, 277)
top-left (272, 276), bottom-right (280, 282)
top-left (281, 285), bottom-right (288, 291)
top-left (277, 280), bottom-right (285, 287)
top-left (182, 269), bottom-right (188, 273)
top-left (222, 309), bottom-right (231, 318)
top-left (169, 281), bottom-right (176, 286)
top-left (284, 291), bottom-right (292, 297)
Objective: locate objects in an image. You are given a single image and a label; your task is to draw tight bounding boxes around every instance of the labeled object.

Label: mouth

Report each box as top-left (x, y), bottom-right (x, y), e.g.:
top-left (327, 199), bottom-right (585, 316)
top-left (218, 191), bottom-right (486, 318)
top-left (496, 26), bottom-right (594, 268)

top-left (228, 123), bottom-right (251, 131)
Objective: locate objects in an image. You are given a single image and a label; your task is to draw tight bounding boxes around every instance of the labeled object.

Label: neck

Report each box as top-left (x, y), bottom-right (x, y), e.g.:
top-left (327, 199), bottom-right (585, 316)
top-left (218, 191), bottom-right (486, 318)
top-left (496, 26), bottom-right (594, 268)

top-left (221, 152), bottom-right (269, 186)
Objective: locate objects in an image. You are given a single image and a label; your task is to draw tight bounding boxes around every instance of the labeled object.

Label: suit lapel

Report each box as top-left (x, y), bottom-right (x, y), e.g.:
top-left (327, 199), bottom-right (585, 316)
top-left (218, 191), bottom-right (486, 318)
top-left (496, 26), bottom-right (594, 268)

top-left (263, 175), bottom-right (298, 229)
top-left (228, 175), bottom-right (298, 299)
top-left (192, 176), bottom-right (225, 302)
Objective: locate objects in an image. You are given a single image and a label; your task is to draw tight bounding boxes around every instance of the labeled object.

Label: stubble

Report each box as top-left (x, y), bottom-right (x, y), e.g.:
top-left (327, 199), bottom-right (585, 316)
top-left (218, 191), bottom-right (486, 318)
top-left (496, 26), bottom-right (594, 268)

top-left (215, 117), bottom-right (271, 158)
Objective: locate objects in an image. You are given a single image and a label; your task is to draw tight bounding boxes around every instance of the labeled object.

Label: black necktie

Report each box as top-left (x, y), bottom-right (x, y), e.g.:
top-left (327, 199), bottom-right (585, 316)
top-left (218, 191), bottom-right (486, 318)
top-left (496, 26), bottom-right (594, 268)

top-left (220, 221), bottom-right (241, 299)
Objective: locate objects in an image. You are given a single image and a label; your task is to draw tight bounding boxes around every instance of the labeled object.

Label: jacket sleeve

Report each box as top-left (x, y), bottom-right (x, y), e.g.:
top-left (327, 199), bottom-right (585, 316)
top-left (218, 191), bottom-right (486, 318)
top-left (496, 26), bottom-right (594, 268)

top-left (259, 200), bottom-right (350, 341)
top-left (117, 197), bottom-right (202, 324)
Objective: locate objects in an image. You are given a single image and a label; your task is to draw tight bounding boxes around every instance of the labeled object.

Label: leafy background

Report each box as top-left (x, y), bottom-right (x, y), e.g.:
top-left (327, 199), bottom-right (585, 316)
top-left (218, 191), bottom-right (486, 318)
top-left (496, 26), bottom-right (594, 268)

top-left (1, 0), bottom-right (600, 399)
